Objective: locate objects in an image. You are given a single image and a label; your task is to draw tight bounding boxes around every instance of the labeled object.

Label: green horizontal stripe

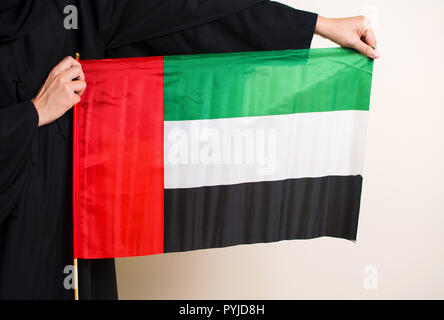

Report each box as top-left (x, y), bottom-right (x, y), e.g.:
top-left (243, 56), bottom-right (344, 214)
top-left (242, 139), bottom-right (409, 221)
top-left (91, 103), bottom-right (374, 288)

top-left (163, 47), bottom-right (373, 121)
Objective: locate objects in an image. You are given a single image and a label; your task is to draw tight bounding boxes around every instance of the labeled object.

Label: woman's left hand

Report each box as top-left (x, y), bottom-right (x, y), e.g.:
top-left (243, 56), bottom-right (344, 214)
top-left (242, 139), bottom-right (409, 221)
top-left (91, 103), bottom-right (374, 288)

top-left (315, 15), bottom-right (379, 59)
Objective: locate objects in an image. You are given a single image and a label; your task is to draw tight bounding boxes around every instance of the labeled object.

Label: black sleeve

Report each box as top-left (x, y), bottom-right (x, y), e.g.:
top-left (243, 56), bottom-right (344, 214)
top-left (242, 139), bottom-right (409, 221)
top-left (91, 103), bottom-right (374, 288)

top-left (0, 101), bottom-right (39, 223)
top-left (106, 1), bottom-right (318, 57)
top-left (78, 0), bottom-right (264, 53)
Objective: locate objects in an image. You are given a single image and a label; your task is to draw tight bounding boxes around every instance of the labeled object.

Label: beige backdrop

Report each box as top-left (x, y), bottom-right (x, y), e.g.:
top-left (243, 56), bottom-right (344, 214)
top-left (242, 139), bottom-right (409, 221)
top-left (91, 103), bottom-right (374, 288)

top-left (116, 0), bottom-right (444, 299)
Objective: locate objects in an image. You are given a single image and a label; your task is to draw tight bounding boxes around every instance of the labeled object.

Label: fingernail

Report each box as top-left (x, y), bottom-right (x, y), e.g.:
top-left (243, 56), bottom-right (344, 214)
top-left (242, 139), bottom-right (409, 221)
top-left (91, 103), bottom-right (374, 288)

top-left (372, 50), bottom-right (380, 59)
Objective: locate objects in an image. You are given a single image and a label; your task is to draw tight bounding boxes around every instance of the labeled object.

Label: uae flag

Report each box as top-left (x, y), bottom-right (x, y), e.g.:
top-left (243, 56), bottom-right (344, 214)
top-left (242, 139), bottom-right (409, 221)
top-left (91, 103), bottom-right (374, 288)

top-left (73, 47), bottom-right (373, 259)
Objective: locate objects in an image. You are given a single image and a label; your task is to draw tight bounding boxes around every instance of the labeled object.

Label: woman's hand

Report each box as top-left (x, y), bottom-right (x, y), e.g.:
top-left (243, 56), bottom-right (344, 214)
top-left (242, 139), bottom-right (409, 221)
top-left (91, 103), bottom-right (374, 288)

top-left (315, 15), bottom-right (379, 59)
top-left (31, 56), bottom-right (86, 127)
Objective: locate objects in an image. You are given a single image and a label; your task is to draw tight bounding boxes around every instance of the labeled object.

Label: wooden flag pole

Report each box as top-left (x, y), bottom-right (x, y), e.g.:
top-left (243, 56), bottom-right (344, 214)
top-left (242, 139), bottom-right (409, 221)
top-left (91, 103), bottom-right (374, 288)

top-left (73, 52), bottom-right (80, 300)
top-left (73, 258), bottom-right (78, 300)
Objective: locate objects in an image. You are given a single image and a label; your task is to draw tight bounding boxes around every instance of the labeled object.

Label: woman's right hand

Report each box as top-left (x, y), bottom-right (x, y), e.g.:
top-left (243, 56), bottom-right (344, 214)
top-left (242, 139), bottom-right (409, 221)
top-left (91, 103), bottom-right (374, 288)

top-left (31, 56), bottom-right (86, 127)
top-left (315, 15), bottom-right (379, 59)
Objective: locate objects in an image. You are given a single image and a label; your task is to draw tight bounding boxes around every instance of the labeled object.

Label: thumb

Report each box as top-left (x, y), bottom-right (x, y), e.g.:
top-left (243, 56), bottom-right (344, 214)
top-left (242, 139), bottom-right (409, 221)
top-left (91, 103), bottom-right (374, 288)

top-left (353, 39), bottom-right (379, 59)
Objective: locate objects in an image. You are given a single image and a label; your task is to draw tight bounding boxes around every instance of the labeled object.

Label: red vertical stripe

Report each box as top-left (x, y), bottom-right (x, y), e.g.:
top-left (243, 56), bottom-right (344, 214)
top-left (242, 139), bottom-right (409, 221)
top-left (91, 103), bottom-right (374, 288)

top-left (77, 57), bottom-right (164, 259)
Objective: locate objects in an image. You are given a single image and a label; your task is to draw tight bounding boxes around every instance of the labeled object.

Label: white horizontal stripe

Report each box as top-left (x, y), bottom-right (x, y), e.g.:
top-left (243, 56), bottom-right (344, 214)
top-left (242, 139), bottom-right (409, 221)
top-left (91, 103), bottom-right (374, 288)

top-left (164, 110), bottom-right (368, 189)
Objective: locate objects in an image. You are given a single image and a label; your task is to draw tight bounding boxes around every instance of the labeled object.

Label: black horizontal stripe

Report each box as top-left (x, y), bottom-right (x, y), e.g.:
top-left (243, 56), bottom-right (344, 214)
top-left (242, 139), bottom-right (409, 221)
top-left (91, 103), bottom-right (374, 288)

top-left (164, 175), bottom-right (363, 253)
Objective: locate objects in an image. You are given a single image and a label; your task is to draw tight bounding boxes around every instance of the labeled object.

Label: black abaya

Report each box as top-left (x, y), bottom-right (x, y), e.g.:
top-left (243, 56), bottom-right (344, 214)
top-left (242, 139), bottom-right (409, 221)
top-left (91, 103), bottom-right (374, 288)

top-left (0, 0), bottom-right (317, 299)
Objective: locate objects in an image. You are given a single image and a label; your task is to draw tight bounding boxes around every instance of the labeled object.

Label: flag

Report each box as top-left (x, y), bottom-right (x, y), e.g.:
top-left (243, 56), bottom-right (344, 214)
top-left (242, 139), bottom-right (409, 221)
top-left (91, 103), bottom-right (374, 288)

top-left (74, 48), bottom-right (373, 259)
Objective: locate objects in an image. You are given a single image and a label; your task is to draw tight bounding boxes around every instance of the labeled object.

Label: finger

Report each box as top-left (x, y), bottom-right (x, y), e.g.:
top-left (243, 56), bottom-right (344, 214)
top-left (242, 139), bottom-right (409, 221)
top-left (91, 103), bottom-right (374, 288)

top-left (62, 66), bottom-right (85, 82)
top-left (69, 80), bottom-right (87, 95)
top-left (73, 94), bottom-right (81, 105)
top-left (353, 39), bottom-right (379, 59)
top-left (74, 68), bottom-right (85, 81)
top-left (362, 28), bottom-right (379, 59)
top-left (52, 56), bottom-right (81, 76)
top-left (363, 28), bottom-right (377, 50)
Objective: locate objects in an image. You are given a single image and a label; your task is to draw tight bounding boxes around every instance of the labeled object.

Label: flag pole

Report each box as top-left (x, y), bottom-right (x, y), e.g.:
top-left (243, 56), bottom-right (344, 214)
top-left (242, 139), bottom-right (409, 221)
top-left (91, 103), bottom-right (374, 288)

top-left (73, 51), bottom-right (80, 300)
